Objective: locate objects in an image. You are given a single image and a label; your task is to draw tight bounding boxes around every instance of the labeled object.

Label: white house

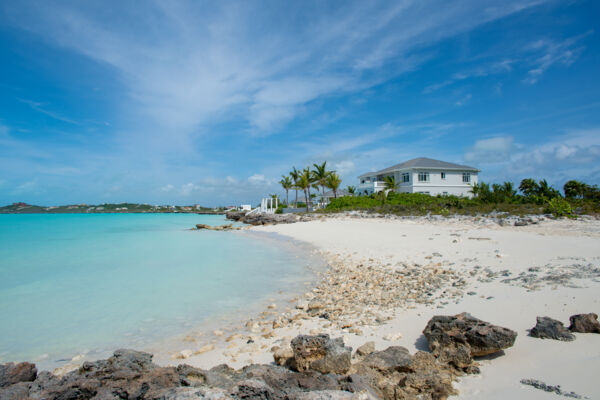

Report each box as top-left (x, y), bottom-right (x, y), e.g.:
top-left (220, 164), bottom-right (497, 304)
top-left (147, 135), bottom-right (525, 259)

top-left (357, 157), bottom-right (479, 197)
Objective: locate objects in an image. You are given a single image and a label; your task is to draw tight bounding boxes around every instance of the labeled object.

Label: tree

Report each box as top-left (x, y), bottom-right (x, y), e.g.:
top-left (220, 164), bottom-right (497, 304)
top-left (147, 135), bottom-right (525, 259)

top-left (296, 168), bottom-right (313, 212)
top-left (325, 173), bottom-right (342, 199)
top-left (289, 168), bottom-right (300, 207)
top-left (564, 180), bottom-right (586, 199)
top-left (279, 176), bottom-right (293, 205)
top-left (537, 179), bottom-right (560, 199)
top-left (519, 178), bottom-right (539, 197)
top-left (502, 181), bottom-right (517, 198)
top-left (346, 185), bottom-right (356, 195)
top-left (382, 175), bottom-right (397, 192)
top-left (311, 161), bottom-right (331, 199)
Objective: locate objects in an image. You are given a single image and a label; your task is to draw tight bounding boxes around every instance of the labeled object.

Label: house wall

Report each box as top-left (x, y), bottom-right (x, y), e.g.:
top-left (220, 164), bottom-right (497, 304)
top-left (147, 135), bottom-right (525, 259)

top-left (410, 169), bottom-right (477, 197)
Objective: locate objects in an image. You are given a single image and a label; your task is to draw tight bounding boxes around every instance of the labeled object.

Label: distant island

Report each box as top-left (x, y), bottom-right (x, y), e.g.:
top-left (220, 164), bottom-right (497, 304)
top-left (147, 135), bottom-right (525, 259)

top-left (0, 202), bottom-right (226, 214)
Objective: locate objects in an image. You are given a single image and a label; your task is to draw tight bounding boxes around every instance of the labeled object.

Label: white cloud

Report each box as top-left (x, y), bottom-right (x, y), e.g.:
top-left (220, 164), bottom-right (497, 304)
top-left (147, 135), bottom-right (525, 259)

top-left (465, 136), bottom-right (515, 163)
top-left (180, 183), bottom-right (199, 196)
top-left (465, 130), bottom-right (600, 185)
top-left (2, 0), bottom-right (551, 137)
top-left (522, 31), bottom-right (592, 84)
top-left (248, 174), bottom-right (267, 185)
top-left (160, 184), bottom-right (174, 192)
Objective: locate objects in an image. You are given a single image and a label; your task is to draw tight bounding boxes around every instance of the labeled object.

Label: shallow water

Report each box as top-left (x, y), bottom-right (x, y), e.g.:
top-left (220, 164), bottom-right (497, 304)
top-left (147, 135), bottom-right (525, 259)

top-left (0, 213), bottom-right (317, 369)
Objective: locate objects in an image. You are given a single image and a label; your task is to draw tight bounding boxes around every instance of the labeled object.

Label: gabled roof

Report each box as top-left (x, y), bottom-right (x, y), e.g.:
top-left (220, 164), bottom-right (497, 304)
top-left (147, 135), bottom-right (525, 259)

top-left (358, 157), bottom-right (479, 178)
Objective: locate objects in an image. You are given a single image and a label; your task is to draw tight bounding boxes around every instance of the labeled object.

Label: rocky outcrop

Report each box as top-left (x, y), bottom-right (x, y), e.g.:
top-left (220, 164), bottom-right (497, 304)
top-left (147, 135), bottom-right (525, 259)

top-left (291, 334), bottom-right (352, 374)
top-left (226, 210), bottom-right (316, 226)
top-left (422, 313), bottom-right (517, 372)
top-left (568, 313), bottom-right (600, 333)
top-left (195, 223), bottom-right (241, 231)
top-left (0, 362), bottom-right (37, 388)
top-left (1, 321), bottom-right (517, 400)
top-left (529, 316), bottom-right (575, 341)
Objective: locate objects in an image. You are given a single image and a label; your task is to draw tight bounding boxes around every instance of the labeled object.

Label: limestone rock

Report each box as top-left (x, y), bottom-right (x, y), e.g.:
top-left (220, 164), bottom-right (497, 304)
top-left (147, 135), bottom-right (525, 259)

top-left (529, 316), bottom-right (575, 341)
top-left (273, 346), bottom-right (295, 367)
top-left (423, 312), bottom-right (517, 370)
top-left (0, 362), bottom-right (37, 388)
top-left (360, 346), bottom-right (412, 374)
top-left (291, 334), bottom-right (352, 374)
top-left (568, 313), bottom-right (600, 333)
top-left (354, 342), bottom-right (375, 358)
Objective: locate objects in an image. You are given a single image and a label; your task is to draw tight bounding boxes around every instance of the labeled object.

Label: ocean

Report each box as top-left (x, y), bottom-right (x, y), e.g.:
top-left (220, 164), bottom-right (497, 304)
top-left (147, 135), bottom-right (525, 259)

top-left (0, 213), bottom-right (317, 369)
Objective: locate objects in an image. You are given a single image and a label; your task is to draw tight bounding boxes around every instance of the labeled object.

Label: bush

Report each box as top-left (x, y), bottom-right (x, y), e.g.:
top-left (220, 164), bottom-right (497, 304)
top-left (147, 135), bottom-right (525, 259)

top-left (544, 197), bottom-right (573, 218)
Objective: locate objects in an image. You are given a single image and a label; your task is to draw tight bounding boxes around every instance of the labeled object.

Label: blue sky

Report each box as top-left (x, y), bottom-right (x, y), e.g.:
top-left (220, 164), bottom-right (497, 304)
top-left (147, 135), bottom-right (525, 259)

top-left (1, 0), bottom-right (599, 206)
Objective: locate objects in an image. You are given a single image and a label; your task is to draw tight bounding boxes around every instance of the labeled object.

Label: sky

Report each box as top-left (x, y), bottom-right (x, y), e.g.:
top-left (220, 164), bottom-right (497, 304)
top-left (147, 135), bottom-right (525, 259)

top-left (0, 0), bottom-right (599, 206)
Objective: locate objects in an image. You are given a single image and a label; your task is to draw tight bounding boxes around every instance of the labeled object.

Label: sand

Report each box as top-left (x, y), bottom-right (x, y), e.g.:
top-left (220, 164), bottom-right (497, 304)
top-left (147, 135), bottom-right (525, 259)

top-left (153, 215), bottom-right (600, 399)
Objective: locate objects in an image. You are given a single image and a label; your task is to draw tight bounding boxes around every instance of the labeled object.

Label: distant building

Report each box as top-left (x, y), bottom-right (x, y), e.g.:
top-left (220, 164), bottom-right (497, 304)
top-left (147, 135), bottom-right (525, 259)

top-left (240, 204), bottom-right (252, 211)
top-left (358, 157), bottom-right (479, 197)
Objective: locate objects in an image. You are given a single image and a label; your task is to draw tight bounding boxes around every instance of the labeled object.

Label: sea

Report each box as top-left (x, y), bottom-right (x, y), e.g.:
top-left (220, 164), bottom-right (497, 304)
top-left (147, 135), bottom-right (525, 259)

top-left (0, 213), bottom-right (320, 370)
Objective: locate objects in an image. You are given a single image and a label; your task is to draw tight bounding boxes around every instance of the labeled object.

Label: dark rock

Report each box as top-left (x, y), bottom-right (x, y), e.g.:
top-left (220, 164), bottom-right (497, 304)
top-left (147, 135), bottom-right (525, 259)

top-left (423, 312), bottom-right (517, 371)
top-left (0, 382), bottom-right (32, 399)
top-left (0, 362), bottom-right (37, 388)
top-left (291, 335), bottom-right (352, 374)
top-left (529, 316), bottom-right (575, 341)
top-left (568, 313), bottom-right (600, 333)
top-left (360, 347), bottom-right (412, 374)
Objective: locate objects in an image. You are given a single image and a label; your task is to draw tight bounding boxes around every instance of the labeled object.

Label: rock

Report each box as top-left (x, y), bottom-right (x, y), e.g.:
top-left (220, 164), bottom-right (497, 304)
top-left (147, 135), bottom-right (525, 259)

top-left (291, 390), bottom-right (374, 400)
top-left (360, 347), bottom-right (412, 373)
top-left (529, 316), bottom-right (575, 341)
top-left (354, 342), bottom-right (375, 358)
top-left (291, 334), bottom-right (352, 374)
top-left (230, 378), bottom-right (276, 400)
top-left (568, 313), bottom-right (600, 333)
top-left (273, 346), bottom-right (295, 367)
top-left (161, 386), bottom-right (233, 399)
top-left (423, 312), bottom-right (517, 370)
top-left (0, 362), bottom-right (37, 387)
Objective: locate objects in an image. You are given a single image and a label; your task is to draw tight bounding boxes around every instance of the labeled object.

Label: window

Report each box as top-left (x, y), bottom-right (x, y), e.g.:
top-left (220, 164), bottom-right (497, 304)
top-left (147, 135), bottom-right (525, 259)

top-left (418, 172), bottom-right (430, 182)
top-left (442, 191), bottom-right (448, 195)
top-left (441, 172), bottom-right (446, 180)
top-left (401, 173), bottom-right (410, 183)
top-left (462, 172), bottom-right (471, 183)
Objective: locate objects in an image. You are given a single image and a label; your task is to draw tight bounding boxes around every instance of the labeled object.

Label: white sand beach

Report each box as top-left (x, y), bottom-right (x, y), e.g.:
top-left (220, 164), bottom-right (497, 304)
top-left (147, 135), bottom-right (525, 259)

top-left (157, 216), bottom-right (600, 399)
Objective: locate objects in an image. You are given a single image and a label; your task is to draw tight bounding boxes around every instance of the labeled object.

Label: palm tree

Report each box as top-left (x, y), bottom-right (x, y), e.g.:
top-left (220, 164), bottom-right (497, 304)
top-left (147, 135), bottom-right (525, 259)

top-left (519, 178), bottom-right (539, 197)
top-left (469, 182), bottom-right (481, 198)
top-left (346, 186), bottom-right (356, 195)
top-left (279, 176), bottom-right (293, 205)
top-left (289, 168), bottom-right (300, 207)
top-left (311, 161), bottom-right (331, 199)
top-left (383, 175), bottom-right (397, 192)
top-left (297, 168), bottom-right (312, 212)
top-left (325, 173), bottom-right (342, 199)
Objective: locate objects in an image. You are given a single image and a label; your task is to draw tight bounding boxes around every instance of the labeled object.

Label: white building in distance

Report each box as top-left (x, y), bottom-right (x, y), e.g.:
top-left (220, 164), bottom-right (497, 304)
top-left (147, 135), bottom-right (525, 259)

top-left (358, 157), bottom-right (479, 197)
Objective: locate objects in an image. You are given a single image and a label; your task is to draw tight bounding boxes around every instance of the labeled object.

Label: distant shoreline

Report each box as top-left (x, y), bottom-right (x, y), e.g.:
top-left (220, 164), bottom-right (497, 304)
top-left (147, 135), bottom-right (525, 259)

top-left (0, 210), bottom-right (225, 215)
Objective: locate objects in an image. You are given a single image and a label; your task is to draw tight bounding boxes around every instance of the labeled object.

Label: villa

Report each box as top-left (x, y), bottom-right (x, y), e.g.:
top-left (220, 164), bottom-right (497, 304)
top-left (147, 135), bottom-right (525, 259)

top-left (357, 157), bottom-right (479, 197)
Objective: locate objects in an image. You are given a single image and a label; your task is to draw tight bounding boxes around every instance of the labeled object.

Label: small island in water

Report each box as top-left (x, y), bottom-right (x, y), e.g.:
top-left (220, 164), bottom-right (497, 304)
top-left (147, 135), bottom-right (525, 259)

top-left (0, 202), bottom-right (225, 214)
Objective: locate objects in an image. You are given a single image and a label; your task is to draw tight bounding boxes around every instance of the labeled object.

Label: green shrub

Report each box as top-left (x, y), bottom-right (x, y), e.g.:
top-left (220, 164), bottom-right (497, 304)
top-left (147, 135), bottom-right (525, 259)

top-left (544, 197), bottom-right (573, 218)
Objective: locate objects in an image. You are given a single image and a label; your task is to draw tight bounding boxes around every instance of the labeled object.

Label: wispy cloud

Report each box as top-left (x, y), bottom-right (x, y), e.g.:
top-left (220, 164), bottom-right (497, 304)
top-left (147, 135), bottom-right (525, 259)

top-left (2, 0), bottom-right (551, 137)
top-left (522, 30), bottom-right (593, 84)
top-left (17, 98), bottom-right (79, 124)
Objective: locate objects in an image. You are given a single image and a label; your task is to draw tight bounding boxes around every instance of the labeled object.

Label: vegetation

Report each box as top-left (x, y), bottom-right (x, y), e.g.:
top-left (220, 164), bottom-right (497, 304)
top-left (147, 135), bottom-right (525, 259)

top-left (280, 161), bottom-right (341, 209)
top-left (0, 202), bottom-right (219, 214)
top-left (323, 177), bottom-right (600, 218)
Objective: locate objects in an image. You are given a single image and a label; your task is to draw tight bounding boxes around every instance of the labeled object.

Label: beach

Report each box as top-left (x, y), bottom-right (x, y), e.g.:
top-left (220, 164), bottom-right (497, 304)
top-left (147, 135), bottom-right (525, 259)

top-left (155, 215), bottom-right (600, 399)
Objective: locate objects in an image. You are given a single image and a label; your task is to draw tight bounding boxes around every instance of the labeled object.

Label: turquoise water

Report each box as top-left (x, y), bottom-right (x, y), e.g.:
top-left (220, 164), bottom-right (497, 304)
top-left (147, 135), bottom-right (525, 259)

top-left (0, 214), bottom-right (314, 368)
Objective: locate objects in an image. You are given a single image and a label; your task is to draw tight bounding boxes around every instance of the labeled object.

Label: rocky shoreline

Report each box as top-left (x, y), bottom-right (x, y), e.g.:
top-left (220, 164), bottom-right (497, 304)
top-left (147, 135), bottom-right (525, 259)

top-left (0, 313), bottom-right (519, 400)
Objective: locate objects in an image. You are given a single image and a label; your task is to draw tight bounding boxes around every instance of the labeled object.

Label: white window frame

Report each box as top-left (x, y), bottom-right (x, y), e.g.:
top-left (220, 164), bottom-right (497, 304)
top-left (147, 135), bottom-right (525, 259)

top-left (418, 172), bottom-right (430, 182)
top-left (462, 172), bottom-right (471, 183)
top-left (401, 172), bottom-right (410, 183)
top-left (441, 172), bottom-right (446, 180)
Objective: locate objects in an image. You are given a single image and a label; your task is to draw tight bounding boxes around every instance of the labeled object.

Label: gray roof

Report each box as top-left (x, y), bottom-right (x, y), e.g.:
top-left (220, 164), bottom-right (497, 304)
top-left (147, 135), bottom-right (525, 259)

top-left (358, 157), bottom-right (479, 178)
